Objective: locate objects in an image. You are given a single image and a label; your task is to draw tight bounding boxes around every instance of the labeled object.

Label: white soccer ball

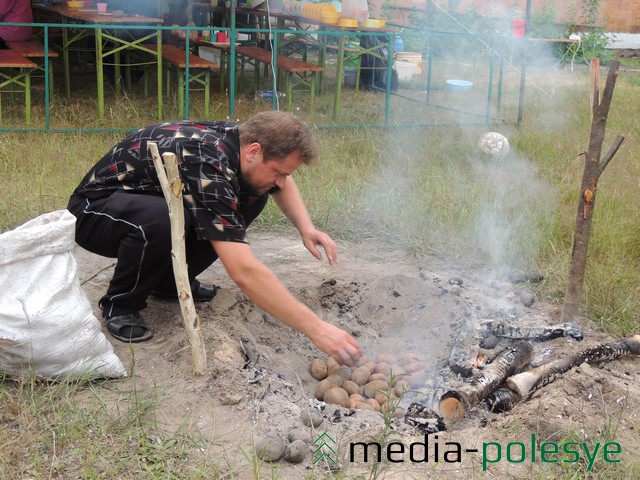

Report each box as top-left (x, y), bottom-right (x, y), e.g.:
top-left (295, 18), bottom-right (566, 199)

top-left (478, 132), bottom-right (510, 157)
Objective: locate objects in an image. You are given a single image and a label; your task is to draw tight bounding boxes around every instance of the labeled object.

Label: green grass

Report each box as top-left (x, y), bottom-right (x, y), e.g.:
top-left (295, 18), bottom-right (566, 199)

top-left (0, 373), bottom-right (218, 479)
top-left (0, 61), bottom-right (639, 478)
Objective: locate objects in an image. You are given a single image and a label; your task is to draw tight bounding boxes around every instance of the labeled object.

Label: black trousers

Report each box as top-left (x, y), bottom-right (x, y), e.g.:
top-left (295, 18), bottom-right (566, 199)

top-left (67, 190), bottom-right (267, 317)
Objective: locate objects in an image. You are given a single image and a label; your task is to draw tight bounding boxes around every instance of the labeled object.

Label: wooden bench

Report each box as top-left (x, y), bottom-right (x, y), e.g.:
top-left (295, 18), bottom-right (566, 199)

top-left (6, 41), bottom-right (59, 97)
top-left (0, 50), bottom-right (37, 126)
top-left (145, 44), bottom-right (219, 118)
top-left (212, 44), bottom-right (325, 113)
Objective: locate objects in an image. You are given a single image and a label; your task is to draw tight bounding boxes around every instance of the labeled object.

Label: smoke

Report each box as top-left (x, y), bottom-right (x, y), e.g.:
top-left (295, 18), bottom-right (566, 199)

top-left (468, 137), bottom-right (556, 277)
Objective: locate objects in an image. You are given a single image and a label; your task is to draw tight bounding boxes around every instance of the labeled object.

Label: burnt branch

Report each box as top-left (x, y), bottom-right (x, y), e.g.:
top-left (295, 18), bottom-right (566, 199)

top-left (438, 341), bottom-right (533, 423)
top-left (506, 334), bottom-right (640, 400)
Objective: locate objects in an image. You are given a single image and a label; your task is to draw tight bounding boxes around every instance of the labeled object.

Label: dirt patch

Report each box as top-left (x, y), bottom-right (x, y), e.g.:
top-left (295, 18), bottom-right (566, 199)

top-left (76, 231), bottom-right (640, 478)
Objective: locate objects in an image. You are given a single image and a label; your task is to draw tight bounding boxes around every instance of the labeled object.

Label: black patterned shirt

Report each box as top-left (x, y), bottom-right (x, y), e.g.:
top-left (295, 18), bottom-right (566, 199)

top-left (73, 120), bottom-right (268, 243)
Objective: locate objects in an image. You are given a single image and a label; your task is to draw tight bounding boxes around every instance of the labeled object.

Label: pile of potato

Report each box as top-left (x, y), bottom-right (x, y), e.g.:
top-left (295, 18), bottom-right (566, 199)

top-left (309, 352), bottom-right (427, 414)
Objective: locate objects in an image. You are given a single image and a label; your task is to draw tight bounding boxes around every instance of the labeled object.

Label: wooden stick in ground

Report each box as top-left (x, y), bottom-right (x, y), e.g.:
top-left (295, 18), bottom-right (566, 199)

top-left (506, 334), bottom-right (640, 400)
top-left (438, 340), bottom-right (533, 424)
top-left (148, 142), bottom-right (207, 378)
top-left (560, 60), bottom-right (622, 324)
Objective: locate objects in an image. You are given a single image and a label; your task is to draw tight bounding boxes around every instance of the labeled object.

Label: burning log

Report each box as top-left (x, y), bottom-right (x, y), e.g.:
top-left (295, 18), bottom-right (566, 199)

top-left (506, 334), bottom-right (640, 400)
top-left (484, 387), bottom-right (522, 413)
top-left (438, 341), bottom-right (533, 423)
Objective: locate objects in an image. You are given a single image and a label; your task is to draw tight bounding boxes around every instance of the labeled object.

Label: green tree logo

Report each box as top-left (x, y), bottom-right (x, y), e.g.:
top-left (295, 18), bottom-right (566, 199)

top-left (313, 432), bottom-right (337, 464)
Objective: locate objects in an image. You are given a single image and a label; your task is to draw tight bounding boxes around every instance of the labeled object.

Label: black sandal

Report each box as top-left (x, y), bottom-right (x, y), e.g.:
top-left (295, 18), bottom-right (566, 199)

top-left (150, 282), bottom-right (219, 302)
top-left (106, 313), bottom-right (153, 343)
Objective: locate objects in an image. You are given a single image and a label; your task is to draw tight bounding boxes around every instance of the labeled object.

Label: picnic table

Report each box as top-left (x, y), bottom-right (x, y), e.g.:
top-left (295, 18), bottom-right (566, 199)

top-left (33, 4), bottom-right (164, 119)
top-left (192, 4), bottom-right (397, 117)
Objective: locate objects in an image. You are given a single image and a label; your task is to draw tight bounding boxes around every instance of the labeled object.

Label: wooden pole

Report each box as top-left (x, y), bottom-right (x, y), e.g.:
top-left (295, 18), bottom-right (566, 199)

top-left (560, 60), bottom-right (623, 324)
top-left (149, 142), bottom-right (207, 378)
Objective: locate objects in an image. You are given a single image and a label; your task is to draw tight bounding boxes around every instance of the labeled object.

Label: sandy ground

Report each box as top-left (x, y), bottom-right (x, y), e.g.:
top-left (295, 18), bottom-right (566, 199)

top-left (75, 230), bottom-right (640, 479)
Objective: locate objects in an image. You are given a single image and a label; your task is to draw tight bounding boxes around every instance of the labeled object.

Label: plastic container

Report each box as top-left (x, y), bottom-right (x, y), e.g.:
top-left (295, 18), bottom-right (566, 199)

top-left (395, 61), bottom-right (417, 82)
top-left (344, 67), bottom-right (357, 88)
top-left (394, 35), bottom-right (404, 54)
top-left (446, 79), bottom-right (473, 91)
top-left (511, 19), bottom-right (526, 37)
top-left (396, 51), bottom-right (422, 76)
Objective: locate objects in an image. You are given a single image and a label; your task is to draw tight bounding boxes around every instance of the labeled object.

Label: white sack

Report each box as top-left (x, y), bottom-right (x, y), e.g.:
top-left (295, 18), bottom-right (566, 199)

top-left (0, 210), bottom-right (126, 380)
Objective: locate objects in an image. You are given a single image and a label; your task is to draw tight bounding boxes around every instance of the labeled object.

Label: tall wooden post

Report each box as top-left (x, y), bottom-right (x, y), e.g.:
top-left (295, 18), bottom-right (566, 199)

top-left (560, 60), bottom-right (624, 323)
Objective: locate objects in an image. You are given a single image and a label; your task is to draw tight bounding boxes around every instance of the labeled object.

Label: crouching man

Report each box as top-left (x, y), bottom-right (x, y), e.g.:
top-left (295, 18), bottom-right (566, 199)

top-left (67, 111), bottom-right (362, 366)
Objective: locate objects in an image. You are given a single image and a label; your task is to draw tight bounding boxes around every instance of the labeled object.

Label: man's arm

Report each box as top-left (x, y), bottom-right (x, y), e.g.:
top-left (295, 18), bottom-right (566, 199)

top-left (211, 239), bottom-right (361, 365)
top-left (270, 175), bottom-right (337, 265)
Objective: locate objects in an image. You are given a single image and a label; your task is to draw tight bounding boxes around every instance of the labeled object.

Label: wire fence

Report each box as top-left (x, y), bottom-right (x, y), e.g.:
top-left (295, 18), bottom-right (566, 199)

top-left (0, 20), bottom-right (530, 133)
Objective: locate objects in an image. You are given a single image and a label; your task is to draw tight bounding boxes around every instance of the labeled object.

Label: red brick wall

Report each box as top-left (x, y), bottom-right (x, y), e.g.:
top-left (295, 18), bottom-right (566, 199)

top-left (389, 0), bottom-right (640, 33)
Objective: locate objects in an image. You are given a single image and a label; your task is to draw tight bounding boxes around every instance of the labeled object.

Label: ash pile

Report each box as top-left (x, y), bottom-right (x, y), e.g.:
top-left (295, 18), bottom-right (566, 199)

top-left (307, 273), bottom-right (639, 435)
top-left (403, 275), bottom-right (639, 432)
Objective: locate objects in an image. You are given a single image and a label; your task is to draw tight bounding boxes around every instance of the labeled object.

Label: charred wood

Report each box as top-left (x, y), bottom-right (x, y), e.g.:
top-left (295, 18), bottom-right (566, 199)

top-left (438, 341), bottom-right (533, 423)
top-left (506, 334), bottom-right (640, 400)
top-left (488, 320), bottom-right (583, 342)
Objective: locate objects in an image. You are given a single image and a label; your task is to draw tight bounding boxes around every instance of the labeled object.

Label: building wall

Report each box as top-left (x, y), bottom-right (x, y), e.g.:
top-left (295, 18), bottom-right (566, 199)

top-left (385, 0), bottom-right (640, 33)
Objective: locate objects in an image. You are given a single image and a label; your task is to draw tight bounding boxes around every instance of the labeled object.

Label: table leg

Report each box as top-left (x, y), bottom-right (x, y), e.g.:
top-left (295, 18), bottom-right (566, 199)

top-left (96, 27), bottom-right (104, 120)
top-left (317, 28), bottom-right (326, 95)
top-left (333, 34), bottom-right (345, 118)
top-left (156, 29), bottom-right (162, 119)
top-left (204, 71), bottom-right (210, 117)
top-left (178, 69), bottom-right (185, 119)
top-left (62, 23), bottom-right (71, 98)
top-left (25, 71), bottom-right (31, 126)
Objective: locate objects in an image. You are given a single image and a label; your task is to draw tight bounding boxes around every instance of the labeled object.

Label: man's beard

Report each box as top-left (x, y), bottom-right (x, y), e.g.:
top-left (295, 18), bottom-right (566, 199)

top-left (240, 169), bottom-right (271, 196)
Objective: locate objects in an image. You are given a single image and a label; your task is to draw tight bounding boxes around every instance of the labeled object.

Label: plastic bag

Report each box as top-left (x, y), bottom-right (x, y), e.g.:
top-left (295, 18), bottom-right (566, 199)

top-left (0, 210), bottom-right (127, 380)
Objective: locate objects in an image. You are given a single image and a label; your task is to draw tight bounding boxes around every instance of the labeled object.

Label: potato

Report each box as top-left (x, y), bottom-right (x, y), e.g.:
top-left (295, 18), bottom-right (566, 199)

top-left (363, 379), bottom-right (389, 399)
top-left (342, 380), bottom-right (361, 396)
top-left (350, 366), bottom-right (371, 386)
top-left (314, 375), bottom-right (343, 400)
top-left (375, 352), bottom-right (395, 364)
top-left (374, 362), bottom-right (391, 376)
top-left (255, 436), bottom-right (285, 461)
top-left (349, 393), bottom-right (364, 408)
top-left (326, 356), bottom-right (339, 372)
top-left (374, 392), bottom-right (388, 406)
top-left (366, 398), bottom-right (381, 412)
top-left (355, 401), bottom-right (376, 411)
top-left (323, 387), bottom-right (350, 408)
top-left (301, 409), bottom-right (324, 427)
top-left (309, 358), bottom-right (328, 380)
top-left (403, 361), bottom-right (425, 374)
top-left (356, 355), bottom-right (370, 367)
top-left (368, 373), bottom-right (387, 382)
top-left (283, 439), bottom-right (307, 464)
top-left (363, 361), bottom-right (376, 372)
top-left (389, 367), bottom-right (406, 384)
top-left (288, 428), bottom-right (312, 444)
top-left (399, 352), bottom-right (422, 366)
top-left (336, 365), bottom-right (352, 381)
top-left (394, 380), bottom-right (410, 397)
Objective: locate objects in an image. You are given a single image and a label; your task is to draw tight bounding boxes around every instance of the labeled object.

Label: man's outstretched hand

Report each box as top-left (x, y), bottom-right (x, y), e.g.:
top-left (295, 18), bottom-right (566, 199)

top-left (301, 229), bottom-right (338, 266)
top-left (308, 321), bottom-right (362, 367)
